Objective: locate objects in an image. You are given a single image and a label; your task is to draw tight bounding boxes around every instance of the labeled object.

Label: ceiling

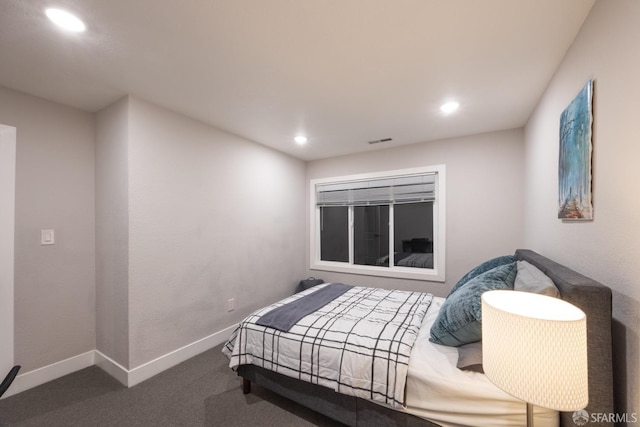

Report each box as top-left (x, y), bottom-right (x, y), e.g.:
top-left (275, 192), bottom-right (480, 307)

top-left (0, 0), bottom-right (594, 161)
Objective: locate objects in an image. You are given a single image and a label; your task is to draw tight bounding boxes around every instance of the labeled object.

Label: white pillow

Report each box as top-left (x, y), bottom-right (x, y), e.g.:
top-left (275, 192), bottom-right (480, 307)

top-left (514, 260), bottom-right (560, 298)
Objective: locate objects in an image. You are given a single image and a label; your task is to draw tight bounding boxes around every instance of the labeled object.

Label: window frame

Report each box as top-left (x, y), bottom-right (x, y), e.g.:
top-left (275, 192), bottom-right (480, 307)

top-left (309, 165), bottom-right (446, 282)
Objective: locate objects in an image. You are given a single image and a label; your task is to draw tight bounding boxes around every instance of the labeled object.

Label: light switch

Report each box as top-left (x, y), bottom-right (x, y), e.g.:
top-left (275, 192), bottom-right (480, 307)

top-left (41, 229), bottom-right (55, 245)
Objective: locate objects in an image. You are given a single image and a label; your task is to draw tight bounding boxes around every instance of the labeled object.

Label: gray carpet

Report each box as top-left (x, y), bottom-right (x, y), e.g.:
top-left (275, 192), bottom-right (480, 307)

top-left (0, 344), bottom-right (344, 426)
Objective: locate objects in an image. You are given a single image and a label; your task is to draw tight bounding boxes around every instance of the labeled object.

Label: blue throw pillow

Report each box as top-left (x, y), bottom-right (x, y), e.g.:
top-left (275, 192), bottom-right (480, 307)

top-left (430, 262), bottom-right (517, 347)
top-left (447, 255), bottom-right (515, 298)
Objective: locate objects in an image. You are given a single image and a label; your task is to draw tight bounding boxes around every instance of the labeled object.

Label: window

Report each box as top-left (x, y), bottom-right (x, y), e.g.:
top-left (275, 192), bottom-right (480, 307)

top-left (310, 165), bottom-right (446, 281)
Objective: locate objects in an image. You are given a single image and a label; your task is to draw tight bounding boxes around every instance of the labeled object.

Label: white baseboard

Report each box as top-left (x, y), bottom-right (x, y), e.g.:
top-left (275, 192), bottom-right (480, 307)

top-left (2, 324), bottom-right (237, 398)
top-left (3, 350), bottom-right (95, 399)
top-left (126, 323), bottom-right (237, 387)
top-left (96, 323), bottom-right (237, 387)
top-left (94, 350), bottom-right (129, 386)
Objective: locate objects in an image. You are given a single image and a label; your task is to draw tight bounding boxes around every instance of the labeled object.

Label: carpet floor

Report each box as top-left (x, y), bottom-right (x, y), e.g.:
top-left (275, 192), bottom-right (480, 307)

top-left (0, 344), bottom-right (344, 426)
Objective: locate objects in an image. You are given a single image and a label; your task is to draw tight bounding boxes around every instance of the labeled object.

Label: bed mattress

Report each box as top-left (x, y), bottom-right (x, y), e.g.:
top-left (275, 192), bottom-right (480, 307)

top-left (404, 297), bottom-right (559, 427)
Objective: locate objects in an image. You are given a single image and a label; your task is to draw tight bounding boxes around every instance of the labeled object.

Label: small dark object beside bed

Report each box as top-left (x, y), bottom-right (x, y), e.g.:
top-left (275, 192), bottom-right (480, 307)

top-left (234, 250), bottom-right (614, 427)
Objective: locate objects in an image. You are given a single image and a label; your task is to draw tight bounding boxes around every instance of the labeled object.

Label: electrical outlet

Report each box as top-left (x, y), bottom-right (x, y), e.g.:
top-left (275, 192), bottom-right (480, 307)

top-left (227, 298), bottom-right (235, 312)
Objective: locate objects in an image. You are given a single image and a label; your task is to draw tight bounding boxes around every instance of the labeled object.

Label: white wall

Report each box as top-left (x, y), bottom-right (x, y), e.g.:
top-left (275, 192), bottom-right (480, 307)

top-left (125, 97), bottom-right (307, 368)
top-left (306, 128), bottom-right (525, 296)
top-left (524, 0), bottom-right (639, 415)
top-left (0, 86), bottom-right (95, 372)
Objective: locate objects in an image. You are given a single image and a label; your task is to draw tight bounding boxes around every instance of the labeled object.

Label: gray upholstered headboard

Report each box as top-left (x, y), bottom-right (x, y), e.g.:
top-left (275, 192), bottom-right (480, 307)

top-left (515, 249), bottom-right (614, 427)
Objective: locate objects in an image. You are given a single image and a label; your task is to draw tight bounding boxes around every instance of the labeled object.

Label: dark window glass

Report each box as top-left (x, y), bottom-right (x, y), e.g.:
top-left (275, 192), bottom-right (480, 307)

top-left (320, 206), bottom-right (349, 262)
top-left (393, 202), bottom-right (433, 269)
top-left (354, 205), bottom-right (389, 267)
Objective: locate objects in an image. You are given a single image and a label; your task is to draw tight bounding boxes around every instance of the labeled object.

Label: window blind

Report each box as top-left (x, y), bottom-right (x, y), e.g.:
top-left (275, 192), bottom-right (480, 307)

top-left (316, 173), bottom-right (436, 206)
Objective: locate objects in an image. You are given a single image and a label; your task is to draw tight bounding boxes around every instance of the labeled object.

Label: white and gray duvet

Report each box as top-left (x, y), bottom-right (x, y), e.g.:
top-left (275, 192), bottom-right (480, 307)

top-left (223, 284), bottom-right (432, 408)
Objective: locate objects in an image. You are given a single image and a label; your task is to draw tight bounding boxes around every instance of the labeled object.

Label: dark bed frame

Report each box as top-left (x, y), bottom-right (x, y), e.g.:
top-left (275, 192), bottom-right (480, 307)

top-left (237, 249), bottom-right (614, 427)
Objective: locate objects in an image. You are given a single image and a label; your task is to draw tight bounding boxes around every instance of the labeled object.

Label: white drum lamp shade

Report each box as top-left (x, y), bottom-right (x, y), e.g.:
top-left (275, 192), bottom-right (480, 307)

top-left (482, 290), bottom-right (588, 419)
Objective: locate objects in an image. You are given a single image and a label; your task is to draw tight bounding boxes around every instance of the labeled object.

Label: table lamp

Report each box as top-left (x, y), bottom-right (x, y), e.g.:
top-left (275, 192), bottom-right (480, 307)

top-left (481, 290), bottom-right (588, 427)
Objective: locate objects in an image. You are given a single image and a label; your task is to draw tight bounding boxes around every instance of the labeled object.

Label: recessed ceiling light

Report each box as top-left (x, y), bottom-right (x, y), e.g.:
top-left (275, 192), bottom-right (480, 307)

top-left (45, 8), bottom-right (86, 32)
top-left (295, 136), bottom-right (308, 145)
top-left (440, 101), bottom-right (460, 115)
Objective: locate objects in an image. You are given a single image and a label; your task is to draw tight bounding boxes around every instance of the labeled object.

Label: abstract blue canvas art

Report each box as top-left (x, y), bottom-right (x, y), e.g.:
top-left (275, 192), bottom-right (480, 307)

top-left (558, 80), bottom-right (593, 220)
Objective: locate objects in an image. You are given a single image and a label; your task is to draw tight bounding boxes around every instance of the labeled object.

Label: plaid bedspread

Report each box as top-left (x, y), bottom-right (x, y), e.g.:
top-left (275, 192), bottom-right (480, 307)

top-left (223, 284), bottom-right (433, 408)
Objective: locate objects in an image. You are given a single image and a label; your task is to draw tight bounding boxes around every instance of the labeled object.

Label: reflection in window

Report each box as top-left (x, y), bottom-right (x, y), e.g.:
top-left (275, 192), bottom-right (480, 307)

top-left (393, 202), bottom-right (433, 269)
top-left (320, 206), bottom-right (348, 262)
top-left (354, 205), bottom-right (389, 266)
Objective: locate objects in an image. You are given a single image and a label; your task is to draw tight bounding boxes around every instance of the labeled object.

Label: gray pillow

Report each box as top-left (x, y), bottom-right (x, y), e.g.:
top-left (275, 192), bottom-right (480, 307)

top-left (430, 262), bottom-right (517, 346)
top-left (447, 255), bottom-right (515, 297)
top-left (514, 260), bottom-right (560, 298)
top-left (457, 341), bottom-right (484, 373)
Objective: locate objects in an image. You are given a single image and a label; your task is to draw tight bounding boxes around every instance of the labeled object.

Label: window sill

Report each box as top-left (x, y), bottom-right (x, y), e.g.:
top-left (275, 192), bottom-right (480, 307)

top-left (310, 261), bottom-right (445, 282)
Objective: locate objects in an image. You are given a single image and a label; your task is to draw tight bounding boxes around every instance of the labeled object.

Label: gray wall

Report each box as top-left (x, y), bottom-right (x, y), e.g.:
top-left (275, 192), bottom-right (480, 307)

top-left (101, 97), bottom-right (307, 369)
top-left (523, 0), bottom-right (639, 416)
top-left (0, 86), bottom-right (95, 372)
top-left (0, 125), bottom-right (16, 374)
top-left (96, 97), bottom-right (130, 368)
top-left (306, 128), bottom-right (525, 296)
top-left (2, 86), bottom-right (307, 376)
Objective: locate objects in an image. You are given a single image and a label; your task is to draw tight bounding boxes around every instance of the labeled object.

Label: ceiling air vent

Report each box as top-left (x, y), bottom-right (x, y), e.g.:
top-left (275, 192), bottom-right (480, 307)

top-left (368, 138), bottom-right (393, 145)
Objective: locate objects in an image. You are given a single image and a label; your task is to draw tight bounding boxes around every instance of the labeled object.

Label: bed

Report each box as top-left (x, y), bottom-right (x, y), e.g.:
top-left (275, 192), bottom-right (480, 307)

top-left (223, 249), bottom-right (614, 427)
top-left (376, 252), bottom-right (434, 269)
top-left (376, 238), bottom-right (434, 269)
